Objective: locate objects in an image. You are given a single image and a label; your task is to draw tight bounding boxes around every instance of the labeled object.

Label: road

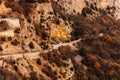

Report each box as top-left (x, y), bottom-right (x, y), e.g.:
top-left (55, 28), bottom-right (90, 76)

top-left (0, 38), bottom-right (82, 60)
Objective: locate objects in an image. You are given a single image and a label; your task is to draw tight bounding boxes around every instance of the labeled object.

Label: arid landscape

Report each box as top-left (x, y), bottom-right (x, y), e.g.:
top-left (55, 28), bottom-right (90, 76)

top-left (0, 0), bottom-right (119, 80)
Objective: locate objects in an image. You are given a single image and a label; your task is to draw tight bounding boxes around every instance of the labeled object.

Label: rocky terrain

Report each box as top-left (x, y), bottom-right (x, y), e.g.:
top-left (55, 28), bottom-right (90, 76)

top-left (0, 0), bottom-right (119, 80)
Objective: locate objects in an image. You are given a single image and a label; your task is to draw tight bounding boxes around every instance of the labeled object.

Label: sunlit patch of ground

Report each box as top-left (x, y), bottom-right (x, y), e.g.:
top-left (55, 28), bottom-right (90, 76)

top-left (51, 24), bottom-right (72, 40)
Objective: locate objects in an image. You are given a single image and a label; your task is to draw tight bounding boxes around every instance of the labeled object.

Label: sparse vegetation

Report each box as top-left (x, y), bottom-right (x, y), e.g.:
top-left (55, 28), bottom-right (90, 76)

top-left (0, 0), bottom-right (119, 80)
top-left (36, 58), bottom-right (41, 65)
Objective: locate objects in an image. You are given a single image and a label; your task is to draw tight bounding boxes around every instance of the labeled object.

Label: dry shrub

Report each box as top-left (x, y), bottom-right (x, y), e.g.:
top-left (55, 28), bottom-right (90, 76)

top-left (94, 62), bottom-right (101, 69)
top-left (52, 49), bottom-right (61, 56)
top-left (59, 46), bottom-right (67, 54)
top-left (88, 55), bottom-right (97, 61)
top-left (109, 70), bottom-right (115, 75)
top-left (103, 34), bottom-right (112, 42)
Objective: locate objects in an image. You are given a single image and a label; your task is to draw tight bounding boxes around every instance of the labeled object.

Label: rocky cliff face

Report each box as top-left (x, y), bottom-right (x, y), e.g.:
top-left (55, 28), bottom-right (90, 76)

top-left (85, 0), bottom-right (120, 19)
top-left (0, 0), bottom-right (119, 80)
top-left (55, 0), bottom-right (120, 19)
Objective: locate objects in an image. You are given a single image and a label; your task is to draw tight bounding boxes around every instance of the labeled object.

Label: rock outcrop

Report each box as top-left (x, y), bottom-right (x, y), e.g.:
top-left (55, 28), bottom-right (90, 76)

top-left (85, 0), bottom-right (120, 19)
top-left (53, 0), bottom-right (120, 19)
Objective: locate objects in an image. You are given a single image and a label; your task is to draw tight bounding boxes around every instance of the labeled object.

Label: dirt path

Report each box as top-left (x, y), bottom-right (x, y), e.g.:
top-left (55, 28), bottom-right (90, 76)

top-left (0, 38), bottom-right (82, 60)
